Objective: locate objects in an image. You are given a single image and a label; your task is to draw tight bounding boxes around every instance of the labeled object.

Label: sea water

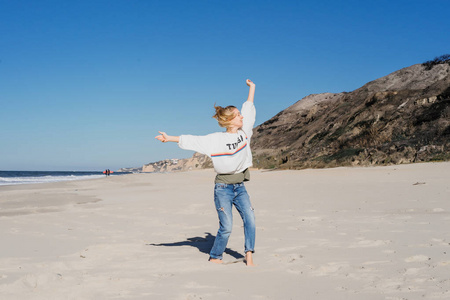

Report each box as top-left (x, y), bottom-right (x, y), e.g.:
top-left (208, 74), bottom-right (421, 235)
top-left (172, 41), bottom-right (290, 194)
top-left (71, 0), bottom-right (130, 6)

top-left (0, 171), bottom-right (129, 186)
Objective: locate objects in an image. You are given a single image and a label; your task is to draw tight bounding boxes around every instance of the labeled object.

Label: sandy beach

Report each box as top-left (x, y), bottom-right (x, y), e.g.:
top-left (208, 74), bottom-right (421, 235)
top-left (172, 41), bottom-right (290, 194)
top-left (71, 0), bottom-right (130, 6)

top-left (1, 162), bottom-right (449, 299)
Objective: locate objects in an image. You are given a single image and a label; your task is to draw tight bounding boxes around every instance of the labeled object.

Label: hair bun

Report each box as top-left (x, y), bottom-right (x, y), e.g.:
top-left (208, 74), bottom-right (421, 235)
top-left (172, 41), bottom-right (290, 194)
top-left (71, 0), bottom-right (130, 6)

top-left (212, 104), bottom-right (237, 128)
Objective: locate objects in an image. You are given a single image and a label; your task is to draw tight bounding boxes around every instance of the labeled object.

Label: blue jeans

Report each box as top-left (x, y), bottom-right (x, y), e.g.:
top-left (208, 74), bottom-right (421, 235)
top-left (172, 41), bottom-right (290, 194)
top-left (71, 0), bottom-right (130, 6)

top-left (209, 182), bottom-right (255, 260)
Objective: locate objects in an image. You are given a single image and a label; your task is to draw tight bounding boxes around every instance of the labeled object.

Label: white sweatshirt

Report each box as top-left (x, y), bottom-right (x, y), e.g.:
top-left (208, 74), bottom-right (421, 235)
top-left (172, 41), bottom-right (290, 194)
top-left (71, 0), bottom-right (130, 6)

top-left (178, 101), bottom-right (256, 174)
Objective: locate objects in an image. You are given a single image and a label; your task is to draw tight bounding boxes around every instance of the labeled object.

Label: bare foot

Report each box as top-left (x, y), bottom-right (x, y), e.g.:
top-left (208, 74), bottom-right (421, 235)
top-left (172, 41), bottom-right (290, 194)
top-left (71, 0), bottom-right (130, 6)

top-left (245, 252), bottom-right (256, 267)
top-left (209, 258), bottom-right (223, 264)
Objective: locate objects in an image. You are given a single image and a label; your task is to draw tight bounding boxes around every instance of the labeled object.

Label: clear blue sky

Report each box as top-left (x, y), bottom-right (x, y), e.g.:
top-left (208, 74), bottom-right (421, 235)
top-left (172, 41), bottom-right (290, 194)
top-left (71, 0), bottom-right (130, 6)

top-left (1, 0), bottom-right (449, 171)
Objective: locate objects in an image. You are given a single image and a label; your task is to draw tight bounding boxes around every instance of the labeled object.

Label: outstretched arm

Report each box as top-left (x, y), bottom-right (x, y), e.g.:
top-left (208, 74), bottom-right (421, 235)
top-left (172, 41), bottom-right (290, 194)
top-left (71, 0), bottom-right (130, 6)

top-left (241, 79), bottom-right (256, 137)
top-left (246, 79), bottom-right (256, 103)
top-left (155, 131), bottom-right (180, 143)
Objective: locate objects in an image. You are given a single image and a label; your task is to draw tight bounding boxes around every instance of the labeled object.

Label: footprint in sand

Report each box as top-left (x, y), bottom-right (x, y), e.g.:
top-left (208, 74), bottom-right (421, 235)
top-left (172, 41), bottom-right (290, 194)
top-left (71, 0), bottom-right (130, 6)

top-left (349, 239), bottom-right (390, 248)
top-left (310, 262), bottom-right (349, 276)
top-left (20, 273), bottom-right (63, 290)
top-left (156, 273), bottom-right (174, 278)
top-left (404, 255), bottom-right (430, 262)
top-left (403, 268), bottom-right (421, 275)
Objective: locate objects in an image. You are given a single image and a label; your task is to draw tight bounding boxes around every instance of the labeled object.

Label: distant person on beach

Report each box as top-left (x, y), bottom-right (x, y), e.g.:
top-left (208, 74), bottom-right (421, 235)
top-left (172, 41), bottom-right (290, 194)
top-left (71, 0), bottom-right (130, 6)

top-left (155, 79), bottom-right (256, 266)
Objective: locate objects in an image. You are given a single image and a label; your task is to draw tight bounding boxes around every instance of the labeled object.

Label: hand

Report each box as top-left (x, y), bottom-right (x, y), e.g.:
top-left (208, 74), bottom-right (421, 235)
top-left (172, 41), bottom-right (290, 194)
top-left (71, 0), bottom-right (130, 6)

top-left (155, 131), bottom-right (180, 143)
top-left (155, 131), bottom-right (169, 143)
top-left (246, 79), bottom-right (255, 103)
top-left (246, 79), bottom-right (255, 87)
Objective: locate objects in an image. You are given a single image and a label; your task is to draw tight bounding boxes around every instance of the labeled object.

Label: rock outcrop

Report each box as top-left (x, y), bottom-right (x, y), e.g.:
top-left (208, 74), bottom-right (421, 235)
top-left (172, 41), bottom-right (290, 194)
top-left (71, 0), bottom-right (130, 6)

top-left (141, 152), bottom-right (212, 173)
top-left (116, 167), bottom-right (142, 173)
top-left (251, 62), bottom-right (450, 169)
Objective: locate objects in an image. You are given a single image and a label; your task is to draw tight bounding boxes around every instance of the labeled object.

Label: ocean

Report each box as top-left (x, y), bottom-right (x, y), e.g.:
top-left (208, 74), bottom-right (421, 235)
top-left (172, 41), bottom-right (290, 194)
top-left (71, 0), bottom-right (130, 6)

top-left (0, 171), bottom-right (130, 186)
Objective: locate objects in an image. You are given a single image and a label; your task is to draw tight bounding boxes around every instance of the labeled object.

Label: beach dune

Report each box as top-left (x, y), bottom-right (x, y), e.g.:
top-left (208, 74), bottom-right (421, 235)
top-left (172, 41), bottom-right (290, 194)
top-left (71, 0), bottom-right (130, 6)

top-left (1, 162), bottom-right (449, 299)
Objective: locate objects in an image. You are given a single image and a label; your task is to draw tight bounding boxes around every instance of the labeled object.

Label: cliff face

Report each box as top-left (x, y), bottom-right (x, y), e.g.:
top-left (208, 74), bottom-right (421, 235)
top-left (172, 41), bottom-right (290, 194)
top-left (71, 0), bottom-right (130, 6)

top-left (141, 152), bottom-right (212, 172)
top-left (251, 63), bottom-right (450, 169)
top-left (116, 167), bottom-right (142, 173)
top-left (117, 153), bottom-right (212, 173)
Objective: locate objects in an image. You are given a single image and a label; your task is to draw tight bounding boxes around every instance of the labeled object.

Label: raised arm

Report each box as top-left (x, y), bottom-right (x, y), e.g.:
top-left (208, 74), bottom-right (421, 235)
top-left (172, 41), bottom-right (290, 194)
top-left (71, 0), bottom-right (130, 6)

top-left (246, 79), bottom-right (256, 103)
top-left (155, 131), bottom-right (180, 143)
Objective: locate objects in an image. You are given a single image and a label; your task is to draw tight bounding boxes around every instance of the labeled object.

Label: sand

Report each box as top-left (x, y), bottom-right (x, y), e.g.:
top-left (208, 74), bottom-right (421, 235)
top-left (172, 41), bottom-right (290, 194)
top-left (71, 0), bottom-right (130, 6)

top-left (0, 162), bottom-right (449, 299)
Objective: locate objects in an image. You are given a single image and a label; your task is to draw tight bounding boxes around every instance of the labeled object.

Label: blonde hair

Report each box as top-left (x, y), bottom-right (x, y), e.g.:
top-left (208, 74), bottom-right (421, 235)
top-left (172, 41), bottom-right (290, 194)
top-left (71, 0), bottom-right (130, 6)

top-left (213, 105), bottom-right (237, 128)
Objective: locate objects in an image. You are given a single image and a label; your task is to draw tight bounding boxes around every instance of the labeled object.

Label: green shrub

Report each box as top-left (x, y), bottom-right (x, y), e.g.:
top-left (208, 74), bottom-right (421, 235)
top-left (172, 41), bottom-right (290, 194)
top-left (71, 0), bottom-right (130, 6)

top-left (314, 148), bottom-right (364, 163)
top-left (430, 152), bottom-right (450, 162)
top-left (327, 126), bottom-right (347, 142)
top-left (309, 131), bottom-right (329, 145)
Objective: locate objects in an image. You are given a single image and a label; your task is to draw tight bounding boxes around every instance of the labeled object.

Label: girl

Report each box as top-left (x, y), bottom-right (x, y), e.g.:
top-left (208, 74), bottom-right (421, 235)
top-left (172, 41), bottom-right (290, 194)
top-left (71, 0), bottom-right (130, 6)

top-left (155, 79), bottom-right (256, 266)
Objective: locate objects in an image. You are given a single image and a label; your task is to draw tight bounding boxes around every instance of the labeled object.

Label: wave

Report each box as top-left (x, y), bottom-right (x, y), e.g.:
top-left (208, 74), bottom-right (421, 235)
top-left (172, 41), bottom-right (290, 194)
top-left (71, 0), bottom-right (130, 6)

top-left (0, 174), bottom-right (105, 186)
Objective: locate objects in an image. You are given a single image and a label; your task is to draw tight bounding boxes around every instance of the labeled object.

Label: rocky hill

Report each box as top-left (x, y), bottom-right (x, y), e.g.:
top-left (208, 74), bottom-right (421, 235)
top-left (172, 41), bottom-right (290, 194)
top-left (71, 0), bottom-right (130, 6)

top-left (251, 59), bottom-right (450, 169)
top-left (141, 152), bottom-right (212, 172)
top-left (117, 153), bottom-right (212, 173)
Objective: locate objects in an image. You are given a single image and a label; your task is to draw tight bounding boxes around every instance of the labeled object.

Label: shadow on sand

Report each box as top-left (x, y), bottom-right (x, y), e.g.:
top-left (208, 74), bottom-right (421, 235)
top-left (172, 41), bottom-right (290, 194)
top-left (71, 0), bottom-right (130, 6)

top-left (147, 232), bottom-right (244, 259)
